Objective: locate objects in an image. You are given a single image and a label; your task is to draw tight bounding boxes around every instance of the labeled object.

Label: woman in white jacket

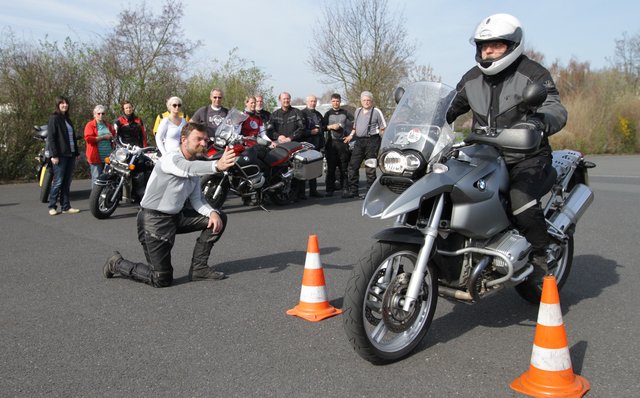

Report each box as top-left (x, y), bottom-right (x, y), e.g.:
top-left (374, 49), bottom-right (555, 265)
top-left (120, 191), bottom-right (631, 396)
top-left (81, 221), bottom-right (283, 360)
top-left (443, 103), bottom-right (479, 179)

top-left (156, 96), bottom-right (187, 155)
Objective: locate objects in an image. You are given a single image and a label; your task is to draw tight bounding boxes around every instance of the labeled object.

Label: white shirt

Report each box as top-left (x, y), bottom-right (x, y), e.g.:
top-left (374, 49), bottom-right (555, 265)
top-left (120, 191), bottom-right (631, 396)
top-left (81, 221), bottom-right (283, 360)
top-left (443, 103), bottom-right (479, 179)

top-left (156, 117), bottom-right (186, 155)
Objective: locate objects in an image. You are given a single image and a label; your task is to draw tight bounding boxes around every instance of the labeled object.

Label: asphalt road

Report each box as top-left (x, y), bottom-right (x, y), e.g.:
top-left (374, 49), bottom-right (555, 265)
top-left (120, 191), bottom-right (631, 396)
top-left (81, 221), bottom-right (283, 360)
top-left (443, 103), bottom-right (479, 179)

top-left (1, 155), bottom-right (639, 397)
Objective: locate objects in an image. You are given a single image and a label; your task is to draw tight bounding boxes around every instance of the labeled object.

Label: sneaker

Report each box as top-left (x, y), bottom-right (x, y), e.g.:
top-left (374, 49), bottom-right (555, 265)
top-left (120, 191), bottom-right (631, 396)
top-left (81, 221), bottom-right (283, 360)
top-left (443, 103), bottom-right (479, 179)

top-left (189, 268), bottom-right (226, 281)
top-left (49, 208), bottom-right (60, 216)
top-left (103, 251), bottom-right (123, 278)
top-left (310, 191), bottom-right (324, 198)
top-left (62, 208), bottom-right (80, 214)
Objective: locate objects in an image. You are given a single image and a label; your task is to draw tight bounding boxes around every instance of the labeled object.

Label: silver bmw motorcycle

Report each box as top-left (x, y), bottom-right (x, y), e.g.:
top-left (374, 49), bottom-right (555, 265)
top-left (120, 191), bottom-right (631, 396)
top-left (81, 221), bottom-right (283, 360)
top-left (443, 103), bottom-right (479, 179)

top-left (342, 81), bottom-right (595, 364)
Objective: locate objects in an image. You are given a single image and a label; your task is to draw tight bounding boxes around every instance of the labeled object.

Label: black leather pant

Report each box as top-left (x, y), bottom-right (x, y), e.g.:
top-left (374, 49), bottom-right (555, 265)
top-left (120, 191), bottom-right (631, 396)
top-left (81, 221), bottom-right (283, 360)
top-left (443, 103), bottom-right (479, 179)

top-left (116, 208), bottom-right (227, 287)
top-left (325, 137), bottom-right (350, 192)
top-left (508, 154), bottom-right (552, 254)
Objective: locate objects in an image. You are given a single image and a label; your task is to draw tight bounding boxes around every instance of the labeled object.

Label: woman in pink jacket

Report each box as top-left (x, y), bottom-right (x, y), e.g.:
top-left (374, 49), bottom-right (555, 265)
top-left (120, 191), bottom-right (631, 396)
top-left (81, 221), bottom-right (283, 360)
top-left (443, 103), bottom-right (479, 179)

top-left (84, 105), bottom-right (115, 185)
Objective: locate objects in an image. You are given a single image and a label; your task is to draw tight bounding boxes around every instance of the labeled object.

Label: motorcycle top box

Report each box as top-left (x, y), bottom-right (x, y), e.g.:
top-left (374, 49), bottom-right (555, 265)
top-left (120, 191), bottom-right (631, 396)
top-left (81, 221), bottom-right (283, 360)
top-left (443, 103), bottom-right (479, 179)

top-left (292, 149), bottom-right (323, 180)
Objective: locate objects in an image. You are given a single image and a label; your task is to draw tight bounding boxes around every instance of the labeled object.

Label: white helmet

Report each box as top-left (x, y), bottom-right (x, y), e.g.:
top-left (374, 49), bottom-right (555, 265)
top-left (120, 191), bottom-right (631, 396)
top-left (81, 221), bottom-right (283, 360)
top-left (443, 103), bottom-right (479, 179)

top-left (471, 13), bottom-right (524, 75)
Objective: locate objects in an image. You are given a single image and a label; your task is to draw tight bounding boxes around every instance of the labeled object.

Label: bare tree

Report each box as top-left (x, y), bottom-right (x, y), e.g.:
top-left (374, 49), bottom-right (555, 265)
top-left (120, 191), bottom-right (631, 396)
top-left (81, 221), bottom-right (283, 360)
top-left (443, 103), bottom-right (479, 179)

top-left (612, 32), bottom-right (640, 93)
top-left (98, 0), bottom-right (201, 115)
top-left (309, 0), bottom-right (415, 113)
top-left (405, 64), bottom-right (441, 84)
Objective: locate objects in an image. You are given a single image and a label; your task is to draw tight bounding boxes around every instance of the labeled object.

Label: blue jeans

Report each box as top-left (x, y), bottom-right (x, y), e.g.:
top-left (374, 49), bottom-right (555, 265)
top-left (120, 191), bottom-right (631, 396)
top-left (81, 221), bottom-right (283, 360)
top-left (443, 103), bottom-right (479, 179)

top-left (89, 163), bottom-right (104, 185)
top-left (48, 156), bottom-right (76, 211)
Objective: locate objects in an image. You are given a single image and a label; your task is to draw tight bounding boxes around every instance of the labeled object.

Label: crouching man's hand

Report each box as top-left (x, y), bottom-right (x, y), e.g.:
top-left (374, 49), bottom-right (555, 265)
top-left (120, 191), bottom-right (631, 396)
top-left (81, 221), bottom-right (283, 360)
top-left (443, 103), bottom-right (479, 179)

top-left (208, 210), bottom-right (224, 233)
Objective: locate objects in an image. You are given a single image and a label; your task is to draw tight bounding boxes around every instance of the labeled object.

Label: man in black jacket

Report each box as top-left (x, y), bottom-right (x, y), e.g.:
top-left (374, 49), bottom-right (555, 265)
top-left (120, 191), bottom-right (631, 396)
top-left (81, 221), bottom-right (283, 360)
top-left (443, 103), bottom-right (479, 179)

top-left (269, 92), bottom-right (308, 201)
top-left (322, 93), bottom-right (353, 196)
top-left (446, 13), bottom-right (568, 289)
top-left (301, 95), bottom-right (325, 198)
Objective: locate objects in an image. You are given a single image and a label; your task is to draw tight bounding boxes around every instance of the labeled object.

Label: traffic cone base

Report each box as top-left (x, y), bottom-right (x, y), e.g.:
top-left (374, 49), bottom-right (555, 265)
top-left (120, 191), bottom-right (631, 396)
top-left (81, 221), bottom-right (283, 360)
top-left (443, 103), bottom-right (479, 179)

top-left (511, 368), bottom-right (590, 397)
top-left (510, 276), bottom-right (590, 397)
top-left (287, 302), bottom-right (342, 322)
top-left (287, 235), bottom-right (342, 322)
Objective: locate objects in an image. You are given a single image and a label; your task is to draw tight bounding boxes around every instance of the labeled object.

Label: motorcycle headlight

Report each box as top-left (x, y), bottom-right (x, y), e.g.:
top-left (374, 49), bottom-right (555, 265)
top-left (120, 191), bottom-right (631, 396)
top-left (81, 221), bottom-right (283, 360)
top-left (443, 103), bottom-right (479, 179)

top-left (379, 150), bottom-right (423, 176)
top-left (113, 147), bottom-right (129, 163)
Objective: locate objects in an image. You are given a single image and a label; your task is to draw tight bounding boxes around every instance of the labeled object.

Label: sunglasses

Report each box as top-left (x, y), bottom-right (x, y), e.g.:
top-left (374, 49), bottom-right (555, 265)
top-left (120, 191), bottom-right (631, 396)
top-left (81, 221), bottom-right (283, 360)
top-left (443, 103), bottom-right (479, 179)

top-left (212, 96), bottom-right (223, 99)
top-left (172, 104), bottom-right (182, 108)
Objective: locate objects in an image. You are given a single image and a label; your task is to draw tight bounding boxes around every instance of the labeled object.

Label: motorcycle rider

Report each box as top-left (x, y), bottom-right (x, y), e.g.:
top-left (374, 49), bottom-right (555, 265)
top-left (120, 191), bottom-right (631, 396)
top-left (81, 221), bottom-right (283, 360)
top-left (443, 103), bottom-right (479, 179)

top-left (446, 13), bottom-right (568, 286)
top-left (113, 100), bottom-right (147, 148)
top-left (268, 92), bottom-right (308, 201)
top-left (102, 122), bottom-right (237, 287)
top-left (300, 95), bottom-right (326, 198)
top-left (192, 88), bottom-right (229, 139)
top-left (322, 93), bottom-right (353, 196)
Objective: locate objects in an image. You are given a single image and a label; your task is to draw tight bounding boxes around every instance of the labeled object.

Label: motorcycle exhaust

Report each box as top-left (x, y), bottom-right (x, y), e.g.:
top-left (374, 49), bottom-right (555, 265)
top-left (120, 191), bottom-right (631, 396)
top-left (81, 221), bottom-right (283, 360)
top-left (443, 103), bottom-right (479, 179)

top-left (265, 181), bottom-right (285, 191)
top-left (549, 184), bottom-right (594, 235)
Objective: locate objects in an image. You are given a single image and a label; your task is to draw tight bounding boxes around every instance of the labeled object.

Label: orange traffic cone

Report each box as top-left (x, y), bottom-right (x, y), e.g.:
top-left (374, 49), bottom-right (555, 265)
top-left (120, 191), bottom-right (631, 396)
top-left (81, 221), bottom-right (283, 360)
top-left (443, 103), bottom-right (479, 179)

top-left (287, 235), bottom-right (342, 322)
top-left (510, 275), bottom-right (590, 397)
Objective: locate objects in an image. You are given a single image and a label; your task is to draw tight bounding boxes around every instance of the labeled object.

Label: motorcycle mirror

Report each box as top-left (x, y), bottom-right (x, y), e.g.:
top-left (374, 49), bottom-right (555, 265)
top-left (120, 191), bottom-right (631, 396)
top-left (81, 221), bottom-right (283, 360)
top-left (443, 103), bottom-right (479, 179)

top-left (393, 86), bottom-right (405, 105)
top-left (522, 83), bottom-right (547, 108)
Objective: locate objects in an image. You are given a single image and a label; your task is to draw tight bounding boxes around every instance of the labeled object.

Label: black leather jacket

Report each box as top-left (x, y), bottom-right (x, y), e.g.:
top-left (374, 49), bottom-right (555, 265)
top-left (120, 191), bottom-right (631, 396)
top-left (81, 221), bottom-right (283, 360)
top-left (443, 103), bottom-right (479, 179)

top-left (447, 55), bottom-right (567, 163)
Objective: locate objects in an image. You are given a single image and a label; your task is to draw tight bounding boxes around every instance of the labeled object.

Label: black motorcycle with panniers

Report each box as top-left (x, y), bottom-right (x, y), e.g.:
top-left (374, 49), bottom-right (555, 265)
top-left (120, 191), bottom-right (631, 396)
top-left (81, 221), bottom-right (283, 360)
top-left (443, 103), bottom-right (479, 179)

top-left (89, 139), bottom-right (158, 219)
top-left (201, 110), bottom-right (323, 209)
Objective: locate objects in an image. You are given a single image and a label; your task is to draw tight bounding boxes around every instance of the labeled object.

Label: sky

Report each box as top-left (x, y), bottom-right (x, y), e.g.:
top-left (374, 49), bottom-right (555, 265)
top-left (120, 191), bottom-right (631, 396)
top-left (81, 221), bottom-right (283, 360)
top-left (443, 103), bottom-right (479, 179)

top-left (2, 0), bottom-right (639, 103)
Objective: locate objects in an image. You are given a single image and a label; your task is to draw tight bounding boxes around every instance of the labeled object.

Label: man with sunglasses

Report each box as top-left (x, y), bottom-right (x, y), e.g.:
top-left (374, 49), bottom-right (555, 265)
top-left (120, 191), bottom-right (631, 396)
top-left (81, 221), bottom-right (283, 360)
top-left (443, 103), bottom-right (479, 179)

top-left (192, 88), bottom-right (229, 139)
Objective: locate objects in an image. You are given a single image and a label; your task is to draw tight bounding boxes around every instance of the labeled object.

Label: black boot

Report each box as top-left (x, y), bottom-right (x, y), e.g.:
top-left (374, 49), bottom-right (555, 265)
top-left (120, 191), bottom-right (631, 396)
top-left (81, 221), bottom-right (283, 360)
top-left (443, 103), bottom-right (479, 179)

top-left (528, 253), bottom-right (550, 287)
top-left (189, 267), bottom-right (226, 281)
top-left (103, 251), bottom-right (123, 278)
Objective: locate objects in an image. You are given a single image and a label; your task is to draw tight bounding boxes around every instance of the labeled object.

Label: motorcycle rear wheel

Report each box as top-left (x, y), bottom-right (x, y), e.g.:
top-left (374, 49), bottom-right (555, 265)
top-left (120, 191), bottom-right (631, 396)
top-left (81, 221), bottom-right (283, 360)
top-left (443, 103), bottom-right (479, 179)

top-left (343, 242), bottom-right (438, 364)
top-left (201, 174), bottom-right (230, 209)
top-left (515, 234), bottom-right (574, 304)
top-left (89, 181), bottom-right (121, 219)
top-left (39, 165), bottom-right (52, 203)
top-left (267, 179), bottom-right (295, 205)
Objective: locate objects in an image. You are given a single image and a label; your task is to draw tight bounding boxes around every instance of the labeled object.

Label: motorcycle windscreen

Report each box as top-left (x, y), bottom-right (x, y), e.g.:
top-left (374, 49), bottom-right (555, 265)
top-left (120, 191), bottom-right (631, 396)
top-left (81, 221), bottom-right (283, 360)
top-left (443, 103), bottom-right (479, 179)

top-left (380, 82), bottom-right (458, 163)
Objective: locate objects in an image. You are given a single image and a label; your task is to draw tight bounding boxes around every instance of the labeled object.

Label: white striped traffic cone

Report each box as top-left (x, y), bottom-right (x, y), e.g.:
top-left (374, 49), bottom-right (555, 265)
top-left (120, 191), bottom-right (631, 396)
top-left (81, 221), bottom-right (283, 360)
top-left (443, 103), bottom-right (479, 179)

top-left (510, 275), bottom-right (590, 397)
top-left (287, 235), bottom-right (342, 322)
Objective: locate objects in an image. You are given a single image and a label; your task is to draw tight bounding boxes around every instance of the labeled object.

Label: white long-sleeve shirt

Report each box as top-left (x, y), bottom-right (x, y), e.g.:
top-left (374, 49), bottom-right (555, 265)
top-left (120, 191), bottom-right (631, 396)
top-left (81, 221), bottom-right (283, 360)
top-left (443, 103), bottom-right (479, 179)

top-left (156, 117), bottom-right (186, 155)
top-left (140, 149), bottom-right (221, 216)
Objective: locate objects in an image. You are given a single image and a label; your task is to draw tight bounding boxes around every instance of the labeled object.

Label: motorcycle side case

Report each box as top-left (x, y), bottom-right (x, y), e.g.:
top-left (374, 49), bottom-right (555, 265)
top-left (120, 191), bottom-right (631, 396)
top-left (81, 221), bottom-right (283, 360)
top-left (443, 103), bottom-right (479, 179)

top-left (292, 149), bottom-right (323, 180)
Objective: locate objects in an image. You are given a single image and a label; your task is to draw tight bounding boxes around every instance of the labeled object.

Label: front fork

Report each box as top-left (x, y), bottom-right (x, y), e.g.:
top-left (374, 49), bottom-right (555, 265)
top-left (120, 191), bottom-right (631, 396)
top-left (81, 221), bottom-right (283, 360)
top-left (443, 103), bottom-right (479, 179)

top-left (212, 171), bottom-right (230, 199)
top-left (402, 193), bottom-right (445, 312)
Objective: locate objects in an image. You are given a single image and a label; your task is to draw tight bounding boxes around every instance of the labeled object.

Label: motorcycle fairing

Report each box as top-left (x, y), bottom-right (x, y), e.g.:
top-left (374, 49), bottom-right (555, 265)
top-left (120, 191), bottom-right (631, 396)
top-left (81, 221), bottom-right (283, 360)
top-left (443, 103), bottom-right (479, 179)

top-left (365, 160), bottom-right (475, 219)
top-left (448, 148), bottom-right (511, 238)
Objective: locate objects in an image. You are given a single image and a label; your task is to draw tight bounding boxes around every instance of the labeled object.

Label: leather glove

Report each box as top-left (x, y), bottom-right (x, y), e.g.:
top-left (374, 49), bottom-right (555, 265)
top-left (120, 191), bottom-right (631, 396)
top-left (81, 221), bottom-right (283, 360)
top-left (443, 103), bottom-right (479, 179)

top-left (512, 115), bottom-right (546, 134)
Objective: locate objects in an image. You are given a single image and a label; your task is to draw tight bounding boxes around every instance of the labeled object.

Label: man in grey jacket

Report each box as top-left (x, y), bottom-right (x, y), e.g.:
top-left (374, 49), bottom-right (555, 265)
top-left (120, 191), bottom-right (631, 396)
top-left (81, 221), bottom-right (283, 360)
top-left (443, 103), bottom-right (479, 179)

top-left (446, 13), bottom-right (567, 288)
top-left (103, 122), bottom-right (236, 287)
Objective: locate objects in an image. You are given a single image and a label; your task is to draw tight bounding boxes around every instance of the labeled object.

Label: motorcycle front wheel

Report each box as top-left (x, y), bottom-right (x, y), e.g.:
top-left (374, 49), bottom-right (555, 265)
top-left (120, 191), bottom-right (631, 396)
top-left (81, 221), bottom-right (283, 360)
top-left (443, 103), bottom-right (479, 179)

top-left (343, 242), bottom-right (438, 364)
top-left (515, 234), bottom-right (574, 304)
top-left (201, 174), bottom-right (230, 209)
top-left (89, 180), bottom-right (121, 219)
top-left (38, 164), bottom-right (52, 203)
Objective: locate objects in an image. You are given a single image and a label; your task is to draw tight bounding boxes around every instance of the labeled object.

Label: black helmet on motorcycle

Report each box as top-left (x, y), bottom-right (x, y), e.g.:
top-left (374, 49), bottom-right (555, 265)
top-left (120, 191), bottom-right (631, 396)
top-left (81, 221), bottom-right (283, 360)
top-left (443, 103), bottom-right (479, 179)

top-left (471, 13), bottom-right (524, 76)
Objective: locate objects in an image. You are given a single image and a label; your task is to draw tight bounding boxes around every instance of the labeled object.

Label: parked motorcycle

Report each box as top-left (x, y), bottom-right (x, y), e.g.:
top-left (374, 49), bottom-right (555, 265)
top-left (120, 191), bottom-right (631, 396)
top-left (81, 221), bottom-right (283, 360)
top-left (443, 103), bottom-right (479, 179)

top-left (33, 125), bottom-right (53, 203)
top-left (89, 139), bottom-right (158, 219)
top-left (201, 109), bottom-right (323, 209)
top-left (342, 81), bottom-right (595, 364)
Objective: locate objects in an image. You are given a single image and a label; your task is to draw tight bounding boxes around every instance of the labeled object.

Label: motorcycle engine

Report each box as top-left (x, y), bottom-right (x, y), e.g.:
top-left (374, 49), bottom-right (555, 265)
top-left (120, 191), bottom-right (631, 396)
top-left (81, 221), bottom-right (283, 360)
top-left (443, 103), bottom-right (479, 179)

top-left (485, 230), bottom-right (531, 275)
